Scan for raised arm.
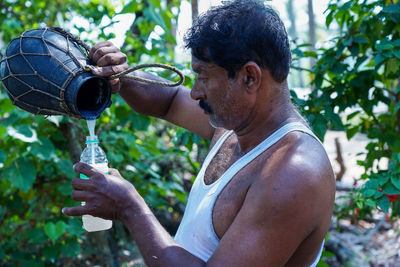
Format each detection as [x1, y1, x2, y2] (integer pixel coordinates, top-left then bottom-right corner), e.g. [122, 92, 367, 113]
[89, 41, 214, 140]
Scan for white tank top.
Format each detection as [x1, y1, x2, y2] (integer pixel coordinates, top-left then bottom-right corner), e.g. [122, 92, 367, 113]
[174, 122, 324, 266]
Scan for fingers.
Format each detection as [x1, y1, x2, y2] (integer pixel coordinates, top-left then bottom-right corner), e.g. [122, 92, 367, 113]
[92, 63, 129, 77]
[97, 51, 127, 67]
[74, 162, 104, 179]
[71, 190, 95, 202]
[89, 41, 127, 69]
[89, 41, 114, 61]
[88, 41, 129, 96]
[62, 206, 88, 217]
[71, 178, 94, 191]
[91, 45, 120, 63]
[109, 168, 122, 177]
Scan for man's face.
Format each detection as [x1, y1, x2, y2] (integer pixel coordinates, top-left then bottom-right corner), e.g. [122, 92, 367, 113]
[190, 56, 252, 130]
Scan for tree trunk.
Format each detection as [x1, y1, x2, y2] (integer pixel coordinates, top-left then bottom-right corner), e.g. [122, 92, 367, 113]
[191, 0, 198, 22]
[334, 137, 346, 182]
[307, 0, 317, 68]
[286, 0, 304, 88]
[287, 0, 297, 39]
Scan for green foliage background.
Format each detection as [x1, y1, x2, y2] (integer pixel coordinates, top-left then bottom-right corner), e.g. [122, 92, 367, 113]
[0, 0, 208, 265]
[292, 0, 400, 222]
[1, 0, 400, 266]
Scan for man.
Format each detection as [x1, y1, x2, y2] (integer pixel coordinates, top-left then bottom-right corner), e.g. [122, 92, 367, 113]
[62, 0, 336, 266]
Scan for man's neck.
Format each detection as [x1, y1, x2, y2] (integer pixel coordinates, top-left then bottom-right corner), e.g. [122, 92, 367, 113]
[233, 87, 303, 155]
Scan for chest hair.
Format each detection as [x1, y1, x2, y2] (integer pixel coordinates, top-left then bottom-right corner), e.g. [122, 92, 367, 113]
[204, 134, 238, 185]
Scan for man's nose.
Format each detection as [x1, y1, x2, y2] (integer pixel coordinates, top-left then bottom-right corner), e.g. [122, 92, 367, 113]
[190, 80, 205, 100]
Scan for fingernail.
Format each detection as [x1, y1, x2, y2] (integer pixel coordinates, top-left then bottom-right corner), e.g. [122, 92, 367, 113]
[93, 66, 101, 73]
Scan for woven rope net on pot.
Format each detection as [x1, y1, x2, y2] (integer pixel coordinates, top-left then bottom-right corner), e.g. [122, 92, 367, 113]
[0, 27, 184, 119]
[0, 27, 94, 118]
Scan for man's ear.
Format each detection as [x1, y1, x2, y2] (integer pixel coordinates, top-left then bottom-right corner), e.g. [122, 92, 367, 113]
[240, 62, 262, 94]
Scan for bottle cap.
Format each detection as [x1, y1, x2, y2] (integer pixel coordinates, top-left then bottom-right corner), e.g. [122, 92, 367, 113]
[86, 135, 99, 144]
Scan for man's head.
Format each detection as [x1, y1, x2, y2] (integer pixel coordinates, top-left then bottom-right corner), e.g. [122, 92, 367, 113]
[184, 0, 291, 83]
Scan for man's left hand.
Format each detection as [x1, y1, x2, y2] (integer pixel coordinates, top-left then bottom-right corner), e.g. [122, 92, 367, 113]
[62, 162, 138, 221]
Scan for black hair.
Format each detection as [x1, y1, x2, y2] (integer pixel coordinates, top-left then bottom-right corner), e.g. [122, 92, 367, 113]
[184, 0, 291, 83]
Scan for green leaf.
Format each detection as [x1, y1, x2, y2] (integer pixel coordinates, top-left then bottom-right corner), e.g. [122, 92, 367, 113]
[57, 182, 72, 196]
[129, 145, 141, 160]
[326, 11, 334, 28]
[394, 102, 400, 114]
[353, 35, 368, 44]
[374, 190, 384, 198]
[108, 150, 124, 163]
[144, 6, 168, 32]
[363, 189, 376, 198]
[322, 250, 335, 258]
[392, 176, 400, 190]
[365, 199, 376, 208]
[42, 244, 61, 260]
[347, 110, 360, 120]
[2, 158, 36, 192]
[382, 4, 400, 14]
[0, 246, 4, 258]
[0, 149, 6, 167]
[330, 113, 344, 130]
[339, 1, 352, 10]
[382, 183, 400, 195]
[0, 125, 6, 138]
[386, 58, 400, 74]
[346, 126, 360, 139]
[365, 178, 380, 189]
[26, 228, 47, 244]
[304, 51, 318, 58]
[130, 113, 151, 131]
[393, 39, 400, 47]
[29, 137, 56, 160]
[44, 221, 66, 242]
[60, 239, 81, 257]
[66, 218, 85, 236]
[375, 53, 385, 66]
[375, 39, 393, 50]
[312, 116, 327, 141]
[149, 0, 160, 8]
[393, 49, 400, 59]
[316, 260, 330, 267]
[377, 173, 390, 186]
[57, 158, 75, 179]
[377, 196, 390, 212]
[120, 1, 140, 14]
[7, 125, 38, 143]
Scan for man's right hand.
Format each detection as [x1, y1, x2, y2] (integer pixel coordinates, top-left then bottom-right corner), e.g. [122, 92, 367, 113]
[89, 41, 129, 94]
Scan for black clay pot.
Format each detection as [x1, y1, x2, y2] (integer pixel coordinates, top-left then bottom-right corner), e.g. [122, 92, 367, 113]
[0, 28, 111, 119]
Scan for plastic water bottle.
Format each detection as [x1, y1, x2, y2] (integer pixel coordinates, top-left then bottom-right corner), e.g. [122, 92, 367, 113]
[80, 135, 112, 232]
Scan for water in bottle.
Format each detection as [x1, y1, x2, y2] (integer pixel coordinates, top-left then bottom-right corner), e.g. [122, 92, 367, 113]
[80, 119, 112, 232]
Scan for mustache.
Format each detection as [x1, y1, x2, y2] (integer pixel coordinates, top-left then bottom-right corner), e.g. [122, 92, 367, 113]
[199, 99, 213, 114]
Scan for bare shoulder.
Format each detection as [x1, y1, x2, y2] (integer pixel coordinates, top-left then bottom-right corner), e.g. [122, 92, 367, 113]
[249, 130, 335, 225]
[208, 131, 335, 266]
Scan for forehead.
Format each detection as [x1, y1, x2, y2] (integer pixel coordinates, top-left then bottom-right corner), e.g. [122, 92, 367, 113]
[191, 56, 217, 73]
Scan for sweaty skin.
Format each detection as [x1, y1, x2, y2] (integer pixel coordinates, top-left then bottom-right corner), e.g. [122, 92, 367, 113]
[63, 41, 335, 267]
